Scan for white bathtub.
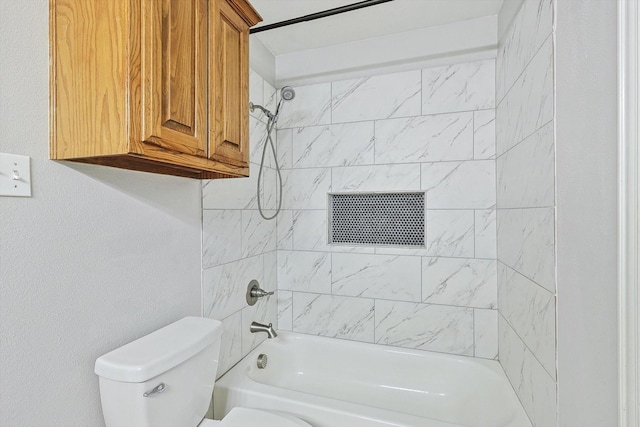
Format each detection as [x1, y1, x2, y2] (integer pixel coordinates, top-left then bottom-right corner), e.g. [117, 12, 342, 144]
[213, 332, 532, 427]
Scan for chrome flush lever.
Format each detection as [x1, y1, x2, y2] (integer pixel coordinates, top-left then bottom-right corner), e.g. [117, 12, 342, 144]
[143, 383, 166, 397]
[246, 280, 274, 306]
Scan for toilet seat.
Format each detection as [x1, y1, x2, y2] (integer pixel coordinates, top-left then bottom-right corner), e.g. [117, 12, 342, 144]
[199, 407, 311, 427]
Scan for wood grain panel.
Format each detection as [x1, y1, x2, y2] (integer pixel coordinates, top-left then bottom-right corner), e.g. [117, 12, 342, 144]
[50, 0, 260, 179]
[164, 0, 194, 130]
[141, 0, 208, 157]
[50, 0, 128, 158]
[136, 142, 249, 176]
[209, 0, 250, 166]
[222, 15, 241, 147]
[70, 155, 247, 179]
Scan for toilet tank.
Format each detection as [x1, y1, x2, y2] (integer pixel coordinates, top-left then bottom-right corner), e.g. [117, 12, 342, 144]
[94, 317, 223, 427]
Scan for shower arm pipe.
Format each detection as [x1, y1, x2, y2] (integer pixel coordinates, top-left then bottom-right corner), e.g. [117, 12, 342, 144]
[249, 0, 395, 34]
[249, 102, 274, 120]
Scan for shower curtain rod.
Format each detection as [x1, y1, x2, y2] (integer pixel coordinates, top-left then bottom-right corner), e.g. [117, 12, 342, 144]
[249, 0, 395, 34]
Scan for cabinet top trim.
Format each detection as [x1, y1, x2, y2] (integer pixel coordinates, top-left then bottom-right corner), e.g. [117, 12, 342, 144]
[226, 0, 262, 27]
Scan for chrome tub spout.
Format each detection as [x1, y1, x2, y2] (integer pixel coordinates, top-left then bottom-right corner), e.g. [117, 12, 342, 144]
[250, 321, 278, 338]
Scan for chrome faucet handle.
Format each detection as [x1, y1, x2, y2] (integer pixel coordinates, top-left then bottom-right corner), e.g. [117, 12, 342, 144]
[251, 288, 274, 298]
[246, 280, 274, 306]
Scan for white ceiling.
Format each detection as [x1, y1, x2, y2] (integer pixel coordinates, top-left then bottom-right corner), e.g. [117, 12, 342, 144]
[249, 0, 504, 56]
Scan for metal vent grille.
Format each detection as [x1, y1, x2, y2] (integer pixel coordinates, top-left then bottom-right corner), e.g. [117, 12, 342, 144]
[329, 192, 425, 247]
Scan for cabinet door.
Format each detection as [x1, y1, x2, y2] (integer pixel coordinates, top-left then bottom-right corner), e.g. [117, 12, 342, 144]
[209, 0, 250, 166]
[140, 0, 208, 157]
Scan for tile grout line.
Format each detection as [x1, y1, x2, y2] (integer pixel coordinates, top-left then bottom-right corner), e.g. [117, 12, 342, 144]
[499, 259, 555, 297]
[279, 108, 495, 130]
[500, 309, 556, 381]
[284, 289, 495, 310]
[497, 32, 554, 108]
[496, 118, 554, 160]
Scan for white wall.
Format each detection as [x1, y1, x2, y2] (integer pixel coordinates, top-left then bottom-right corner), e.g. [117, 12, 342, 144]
[275, 16, 498, 87]
[250, 37, 276, 86]
[0, 2, 202, 426]
[555, 0, 619, 425]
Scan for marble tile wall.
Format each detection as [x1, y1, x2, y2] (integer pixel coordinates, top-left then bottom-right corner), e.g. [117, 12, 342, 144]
[275, 59, 499, 360]
[201, 69, 279, 376]
[496, 1, 557, 426]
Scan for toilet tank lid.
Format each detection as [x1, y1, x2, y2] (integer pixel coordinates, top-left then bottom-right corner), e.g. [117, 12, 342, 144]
[94, 317, 222, 383]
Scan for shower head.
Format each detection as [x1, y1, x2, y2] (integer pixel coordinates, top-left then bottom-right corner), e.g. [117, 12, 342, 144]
[272, 86, 296, 123]
[249, 87, 294, 121]
[280, 86, 296, 101]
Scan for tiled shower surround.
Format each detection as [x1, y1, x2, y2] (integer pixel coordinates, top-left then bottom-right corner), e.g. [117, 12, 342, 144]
[496, 0, 557, 426]
[275, 60, 499, 359]
[202, 59, 500, 374]
[203, 1, 557, 424]
[201, 69, 279, 375]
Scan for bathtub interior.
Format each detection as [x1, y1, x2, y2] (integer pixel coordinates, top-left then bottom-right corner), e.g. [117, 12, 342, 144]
[217, 332, 532, 427]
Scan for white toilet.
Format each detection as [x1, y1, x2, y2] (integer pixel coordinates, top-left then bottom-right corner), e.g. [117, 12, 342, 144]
[94, 317, 310, 427]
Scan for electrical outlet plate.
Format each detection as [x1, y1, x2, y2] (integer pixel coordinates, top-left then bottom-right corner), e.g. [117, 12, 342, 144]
[0, 153, 31, 197]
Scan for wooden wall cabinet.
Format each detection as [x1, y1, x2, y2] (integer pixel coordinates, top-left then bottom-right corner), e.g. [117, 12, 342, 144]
[50, 0, 261, 179]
